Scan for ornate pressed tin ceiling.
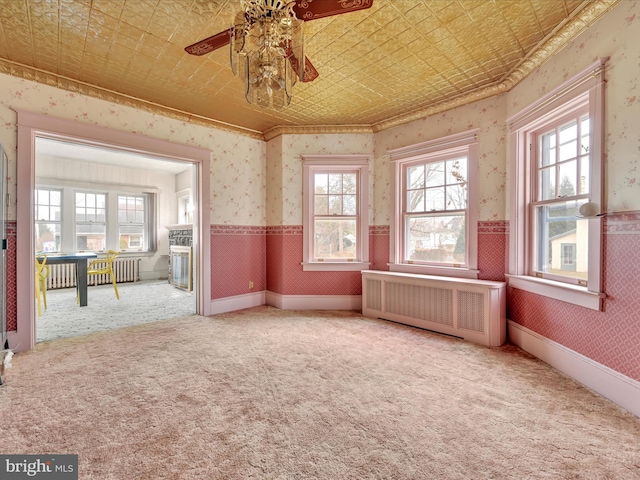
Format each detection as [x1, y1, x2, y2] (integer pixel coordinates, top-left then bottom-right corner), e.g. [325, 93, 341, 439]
[0, 0, 620, 139]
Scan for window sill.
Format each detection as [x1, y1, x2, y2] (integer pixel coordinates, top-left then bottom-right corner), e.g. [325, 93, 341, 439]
[388, 263, 479, 279]
[506, 274, 605, 311]
[302, 262, 370, 272]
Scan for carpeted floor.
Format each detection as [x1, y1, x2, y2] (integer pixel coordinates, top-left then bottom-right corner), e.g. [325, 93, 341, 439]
[2, 306, 639, 479]
[36, 280, 195, 343]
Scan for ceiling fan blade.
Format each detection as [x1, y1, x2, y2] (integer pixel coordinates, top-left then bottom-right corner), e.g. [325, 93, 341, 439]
[301, 57, 319, 82]
[185, 28, 232, 56]
[293, 0, 373, 21]
[285, 45, 320, 83]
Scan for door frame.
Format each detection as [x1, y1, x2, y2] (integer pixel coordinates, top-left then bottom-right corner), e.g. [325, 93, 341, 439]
[12, 110, 211, 352]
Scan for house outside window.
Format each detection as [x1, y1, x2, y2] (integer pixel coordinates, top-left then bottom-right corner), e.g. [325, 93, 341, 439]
[35, 188, 62, 252]
[507, 58, 606, 310]
[388, 129, 479, 279]
[302, 155, 370, 272]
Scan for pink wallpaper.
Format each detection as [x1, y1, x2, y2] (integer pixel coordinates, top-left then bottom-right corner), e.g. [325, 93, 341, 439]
[263, 222, 508, 296]
[5, 221, 16, 332]
[369, 225, 390, 272]
[477, 221, 508, 282]
[266, 226, 362, 296]
[508, 212, 640, 381]
[210, 225, 266, 300]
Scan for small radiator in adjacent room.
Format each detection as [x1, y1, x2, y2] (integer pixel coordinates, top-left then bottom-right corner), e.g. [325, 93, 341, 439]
[46, 257, 140, 289]
[361, 270, 506, 347]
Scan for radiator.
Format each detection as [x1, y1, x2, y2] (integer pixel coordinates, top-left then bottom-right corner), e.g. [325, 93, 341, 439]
[46, 257, 140, 289]
[361, 270, 506, 347]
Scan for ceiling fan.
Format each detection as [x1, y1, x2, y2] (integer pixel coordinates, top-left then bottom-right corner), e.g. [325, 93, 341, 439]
[185, 0, 374, 108]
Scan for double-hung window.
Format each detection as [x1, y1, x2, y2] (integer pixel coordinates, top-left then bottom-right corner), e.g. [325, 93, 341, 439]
[75, 191, 106, 251]
[508, 58, 606, 310]
[531, 111, 590, 283]
[302, 155, 370, 271]
[35, 188, 62, 252]
[118, 195, 147, 251]
[389, 130, 479, 278]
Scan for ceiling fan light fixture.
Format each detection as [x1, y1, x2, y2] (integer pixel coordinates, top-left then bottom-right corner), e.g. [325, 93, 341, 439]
[231, 0, 304, 109]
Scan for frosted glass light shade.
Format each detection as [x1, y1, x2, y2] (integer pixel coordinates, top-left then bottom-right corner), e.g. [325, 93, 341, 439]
[579, 202, 600, 217]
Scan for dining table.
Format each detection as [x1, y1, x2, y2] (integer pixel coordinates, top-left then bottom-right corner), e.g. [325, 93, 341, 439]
[43, 252, 98, 306]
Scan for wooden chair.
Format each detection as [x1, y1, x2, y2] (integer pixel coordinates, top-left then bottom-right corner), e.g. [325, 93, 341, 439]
[86, 250, 120, 300]
[35, 254, 49, 316]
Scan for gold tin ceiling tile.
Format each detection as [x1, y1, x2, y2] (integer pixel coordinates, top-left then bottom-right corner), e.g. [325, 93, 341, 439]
[93, 0, 126, 18]
[0, 0, 622, 136]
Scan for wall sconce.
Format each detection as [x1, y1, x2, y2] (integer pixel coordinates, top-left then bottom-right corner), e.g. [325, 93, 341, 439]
[577, 202, 605, 218]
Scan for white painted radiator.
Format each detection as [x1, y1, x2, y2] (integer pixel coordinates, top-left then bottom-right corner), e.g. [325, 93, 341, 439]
[361, 270, 506, 347]
[46, 257, 140, 289]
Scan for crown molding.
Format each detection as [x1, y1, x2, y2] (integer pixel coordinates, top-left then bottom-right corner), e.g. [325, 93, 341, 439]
[371, 0, 620, 133]
[263, 124, 374, 141]
[0, 59, 265, 141]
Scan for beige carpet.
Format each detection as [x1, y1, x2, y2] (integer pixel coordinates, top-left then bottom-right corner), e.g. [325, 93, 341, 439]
[1, 307, 639, 479]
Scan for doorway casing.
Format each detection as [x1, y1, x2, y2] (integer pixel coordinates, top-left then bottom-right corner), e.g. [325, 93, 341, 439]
[12, 109, 211, 352]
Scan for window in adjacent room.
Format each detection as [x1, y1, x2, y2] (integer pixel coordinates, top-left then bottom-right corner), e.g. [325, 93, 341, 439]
[118, 195, 147, 251]
[35, 188, 62, 252]
[302, 155, 370, 272]
[75, 191, 106, 251]
[38, 186, 157, 254]
[507, 58, 606, 310]
[388, 130, 479, 279]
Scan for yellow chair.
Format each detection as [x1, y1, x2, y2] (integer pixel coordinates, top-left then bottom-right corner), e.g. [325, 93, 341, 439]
[35, 254, 49, 316]
[86, 250, 120, 300]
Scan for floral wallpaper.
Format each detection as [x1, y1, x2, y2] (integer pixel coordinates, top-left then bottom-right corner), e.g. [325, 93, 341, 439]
[373, 95, 508, 226]
[0, 73, 266, 226]
[266, 135, 284, 227]
[507, 0, 640, 213]
[276, 133, 375, 226]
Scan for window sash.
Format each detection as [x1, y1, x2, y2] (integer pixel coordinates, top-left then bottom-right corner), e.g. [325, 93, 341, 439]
[35, 188, 62, 252]
[312, 170, 360, 262]
[400, 156, 469, 268]
[403, 210, 467, 266]
[313, 216, 358, 261]
[118, 194, 147, 251]
[75, 192, 106, 252]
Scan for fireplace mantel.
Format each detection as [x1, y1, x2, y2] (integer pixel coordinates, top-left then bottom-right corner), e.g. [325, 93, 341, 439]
[165, 224, 193, 231]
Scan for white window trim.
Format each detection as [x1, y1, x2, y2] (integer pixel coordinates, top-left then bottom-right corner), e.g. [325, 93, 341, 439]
[388, 129, 480, 279]
[507, 58, 607, 311]
[302, 154, 370, 272]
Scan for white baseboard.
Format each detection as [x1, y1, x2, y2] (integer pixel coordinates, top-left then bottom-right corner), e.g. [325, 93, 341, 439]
[138, 272, 167, 282]
[508, 320, 640, 418]
[266, 291, 362, 310]
[209, 291, 266, 315]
